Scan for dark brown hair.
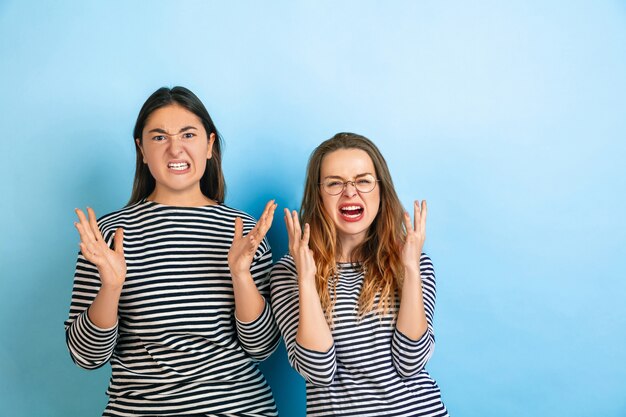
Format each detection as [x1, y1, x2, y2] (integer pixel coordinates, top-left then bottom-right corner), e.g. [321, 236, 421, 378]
[128, 86, 225, 205]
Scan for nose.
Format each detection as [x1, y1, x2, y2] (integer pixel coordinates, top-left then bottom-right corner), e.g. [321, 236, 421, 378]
[342, 181, 358, 197]
[167, 136, 183, 156]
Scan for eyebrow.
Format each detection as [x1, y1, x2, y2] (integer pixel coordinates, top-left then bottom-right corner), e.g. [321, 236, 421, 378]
[147, 126, 199, 134]
[323, 173, 374, 180]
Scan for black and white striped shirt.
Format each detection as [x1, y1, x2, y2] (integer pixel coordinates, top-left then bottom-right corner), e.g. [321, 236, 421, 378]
[270, 254, 448, 417]
[65, 200, 280, 416]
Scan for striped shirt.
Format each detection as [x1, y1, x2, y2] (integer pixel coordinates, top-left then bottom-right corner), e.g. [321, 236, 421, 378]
[270, 254, 448, 417]
[65, 200, 280, 416]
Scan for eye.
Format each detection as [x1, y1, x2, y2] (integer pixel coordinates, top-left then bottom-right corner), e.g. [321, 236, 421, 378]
[327, 180, 343, 187]
[357, 178, 374, 185]
[152, 135, 167, 142]
[182, 132, 195, 139]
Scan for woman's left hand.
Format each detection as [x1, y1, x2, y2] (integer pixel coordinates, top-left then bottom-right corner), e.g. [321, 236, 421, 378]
[228, 200, 277, 279]
[401, 200, 427, 272]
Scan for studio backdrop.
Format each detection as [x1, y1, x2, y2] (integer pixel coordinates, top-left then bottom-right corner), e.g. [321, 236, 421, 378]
[1, 1, 625, 416]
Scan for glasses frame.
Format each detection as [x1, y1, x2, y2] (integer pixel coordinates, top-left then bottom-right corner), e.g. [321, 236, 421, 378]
[319, 174, 380, 196]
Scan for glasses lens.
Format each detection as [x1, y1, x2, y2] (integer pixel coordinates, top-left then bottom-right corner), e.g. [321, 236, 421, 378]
[355, 175, 376, 193]
[325, 180, 344, 195]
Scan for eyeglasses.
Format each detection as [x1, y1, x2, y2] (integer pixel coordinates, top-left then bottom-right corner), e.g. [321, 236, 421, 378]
[319, 174, 379, 195]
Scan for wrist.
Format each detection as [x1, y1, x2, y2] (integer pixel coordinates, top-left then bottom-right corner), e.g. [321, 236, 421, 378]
[231, 271, 253, 284]
[99, 282, 124, 295]
[403, 266, 421, 280]
[299, 276, 318, 293]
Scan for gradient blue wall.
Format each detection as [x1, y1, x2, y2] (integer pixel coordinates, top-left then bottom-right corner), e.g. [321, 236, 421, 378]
[1, 1, 625, 416]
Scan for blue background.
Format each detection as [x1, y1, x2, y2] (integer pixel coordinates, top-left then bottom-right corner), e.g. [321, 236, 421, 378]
[1, 1, 625, 416]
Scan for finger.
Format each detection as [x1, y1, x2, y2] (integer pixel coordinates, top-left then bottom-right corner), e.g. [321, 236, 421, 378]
[283, 208, 294, 240]
[302, 223, 311, 246]
[247, 222, 261, 246]
[234, 217, 243, 240]
[421, 200, 427, 230]
[87, 207, 104, 241]
[403, 211, 412, 233]
[264, 201, 277, 230]
[74, 219, 93, 245]
[246, 223, 266, 254]
[113, 228, 124, 255]
[292, 210, 302, 239]
[256, 200, 276, 238]
[75, 208, 96, 242]
[413, 200, 421, 231]
[79, 242, 99, 264]
[261, 199, 276, 219]
[79, 242, 90, 258]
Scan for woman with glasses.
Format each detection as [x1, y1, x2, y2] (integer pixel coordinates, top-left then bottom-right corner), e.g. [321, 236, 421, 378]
[65, 86, 280, 416]
[270, 132, 448, 416]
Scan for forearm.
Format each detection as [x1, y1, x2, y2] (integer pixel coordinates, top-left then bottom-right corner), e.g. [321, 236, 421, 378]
[88, 284, 122, 329]
[392, 257, 438, 377]
[235, 297, 280, 360]
[66, 278, 119, 369]
[296, 281, 333, 352]
[232, 271, 266, 322]
[396, 266, 428, 341]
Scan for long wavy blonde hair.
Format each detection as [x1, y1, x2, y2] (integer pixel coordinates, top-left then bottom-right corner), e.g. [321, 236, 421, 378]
[300, 132, 407, 323]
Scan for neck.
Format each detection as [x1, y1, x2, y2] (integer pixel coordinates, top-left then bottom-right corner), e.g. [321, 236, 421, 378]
[337, 234, 365, 263]
[148, 188, 215, 207]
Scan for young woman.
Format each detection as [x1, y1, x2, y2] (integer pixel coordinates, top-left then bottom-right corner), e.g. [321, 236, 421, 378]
[65, 86, 280, 416]
[270, 133, 448, 416]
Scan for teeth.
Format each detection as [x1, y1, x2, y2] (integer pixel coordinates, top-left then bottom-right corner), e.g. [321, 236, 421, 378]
[340, 206, 363, 218]
[168, 162, 189, 170]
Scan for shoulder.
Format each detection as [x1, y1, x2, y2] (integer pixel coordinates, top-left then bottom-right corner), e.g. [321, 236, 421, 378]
[420, 253, 434, 268]
[216, 204, 256, 221]
[270, 254, 297, 278]
[419, 253, 435, 279]
[96, 201, 147, 234]
[211, 204, 257, 225]
[215, 204, 272, 254]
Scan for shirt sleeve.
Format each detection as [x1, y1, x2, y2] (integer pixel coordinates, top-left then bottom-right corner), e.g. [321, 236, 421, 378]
[235, 239, 280, 361]
[391, 253, 437, 378]
[64, 252, 118, 369]
[270, 256, 337, 386]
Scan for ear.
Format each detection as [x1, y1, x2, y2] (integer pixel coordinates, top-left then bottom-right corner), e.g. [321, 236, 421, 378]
[206, 133, 216, 160]
[136, 138, 147, 163]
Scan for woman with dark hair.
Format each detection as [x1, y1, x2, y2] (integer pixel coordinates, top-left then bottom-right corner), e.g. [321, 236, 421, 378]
[270, 133, 448, 416]
[65, 86, 280, 416]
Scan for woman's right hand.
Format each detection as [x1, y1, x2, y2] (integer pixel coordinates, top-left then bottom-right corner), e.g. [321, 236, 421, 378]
[284, 209, 317, 286]
[74, 207, 127, 290]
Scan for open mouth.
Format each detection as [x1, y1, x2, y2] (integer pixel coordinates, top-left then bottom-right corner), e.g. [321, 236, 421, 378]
[168, 162, 190, 171]
[339, 205, 364, 220]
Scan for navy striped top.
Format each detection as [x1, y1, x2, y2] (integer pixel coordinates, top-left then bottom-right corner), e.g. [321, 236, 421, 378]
[270, 254, 448, 417]
[65, 200, 280, 416]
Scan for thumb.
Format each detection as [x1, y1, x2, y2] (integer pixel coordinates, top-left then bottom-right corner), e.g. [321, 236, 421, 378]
[234, 217, 243, 239]
[113, 228, 124, 255]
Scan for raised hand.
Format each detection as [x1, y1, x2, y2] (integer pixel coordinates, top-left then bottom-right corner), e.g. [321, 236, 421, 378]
[286, 208, 333, 351]
[401, 200, 427, 272]
[284, 208, 317, 286]
[228, 200, 277, 279]
[74, 207, 126, 290]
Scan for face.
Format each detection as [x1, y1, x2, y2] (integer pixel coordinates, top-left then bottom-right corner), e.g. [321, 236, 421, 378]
[137, 104, 215, 205]
[320, 148, 381, 248]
